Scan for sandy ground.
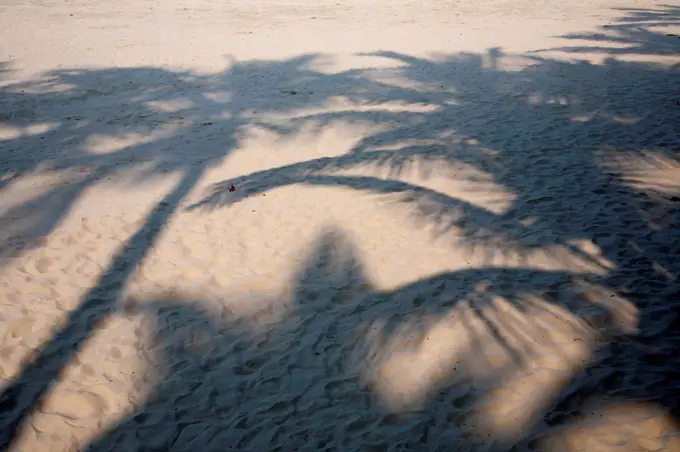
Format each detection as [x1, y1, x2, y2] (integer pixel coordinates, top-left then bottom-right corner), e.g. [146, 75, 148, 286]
[1, 0, 680, 450]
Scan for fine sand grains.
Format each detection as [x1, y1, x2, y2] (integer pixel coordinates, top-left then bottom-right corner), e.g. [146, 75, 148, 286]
[1, 0, 679, 450]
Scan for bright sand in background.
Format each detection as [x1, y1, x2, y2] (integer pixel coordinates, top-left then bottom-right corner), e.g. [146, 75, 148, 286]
[1, 0, 680, 450]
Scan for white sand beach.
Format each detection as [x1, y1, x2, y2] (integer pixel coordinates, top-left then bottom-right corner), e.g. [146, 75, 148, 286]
[1, 0, 679, 450]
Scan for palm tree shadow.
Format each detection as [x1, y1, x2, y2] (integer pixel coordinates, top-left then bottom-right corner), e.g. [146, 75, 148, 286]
[0, 166, 202, 450]
[83, 228, 381, 451]
[186, 5, 680, 447]
[2, 6, 679, 450]
[0, 55, 369, 450]
[0, 54, 352, 267]
[80, 227, 631, 451]
[540, 4, 680, 58]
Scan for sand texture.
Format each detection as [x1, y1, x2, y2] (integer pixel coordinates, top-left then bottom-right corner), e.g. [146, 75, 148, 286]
[1, 0, 680, 450]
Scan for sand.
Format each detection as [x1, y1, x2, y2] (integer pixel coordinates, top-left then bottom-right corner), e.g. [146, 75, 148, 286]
[1, 0, 679, 450]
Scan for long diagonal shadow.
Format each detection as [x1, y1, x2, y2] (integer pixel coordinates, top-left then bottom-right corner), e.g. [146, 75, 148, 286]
[0, 53, 380, 450]
[0, 166, 204, 450]
[1, 6, 678, 448]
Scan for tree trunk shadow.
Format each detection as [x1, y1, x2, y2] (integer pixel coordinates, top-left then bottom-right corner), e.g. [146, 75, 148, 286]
[0, 166, 204, 451]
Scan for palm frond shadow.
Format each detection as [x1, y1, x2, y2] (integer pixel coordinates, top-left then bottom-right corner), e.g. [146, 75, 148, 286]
[536, 4, 680, 57]
[0, 54, 375, 449]
[187, 5, 680, 445]
[2, 5, 679, 450]
[0, 54, 364, 266]
[83, 227, 627, 451]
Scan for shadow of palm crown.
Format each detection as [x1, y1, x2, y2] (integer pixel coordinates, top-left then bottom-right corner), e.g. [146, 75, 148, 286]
[0, 4, 679, 451]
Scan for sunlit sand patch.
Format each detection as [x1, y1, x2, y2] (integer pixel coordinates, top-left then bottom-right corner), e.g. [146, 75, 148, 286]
[365, 296, 566, 412]
[598, 148, 680, 236]
[600, 148, 680, 199]
[9, 309, 153, 451]
[264, 95, 440, 127]
[473, 306, 599, 444]
[0, 122, 60, 141]
[365, 283, 639, 443]
[569, 112, 597, 122]
[539, 400, 680, 451]
[128, 268, 296, 336]
[527, 92, 571, 106]
[364, 312, 474, 412]
[202, 90, 232, 103]
[83, 123, 184, 155]
[145, 98, 195, 113]
[236, 119, 389, 166]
